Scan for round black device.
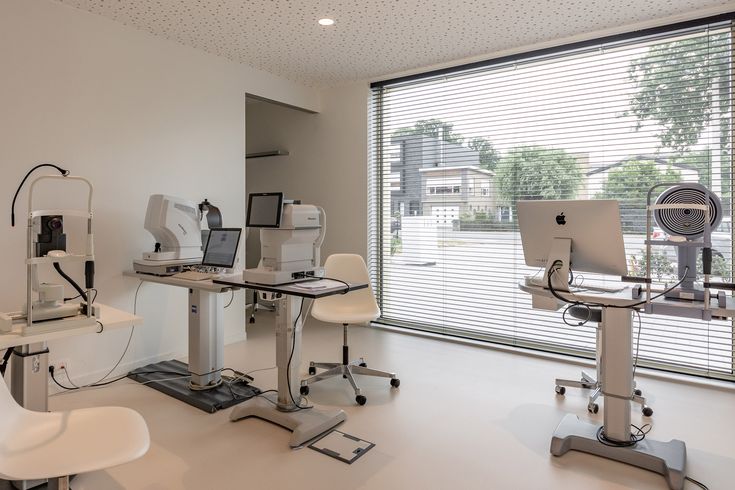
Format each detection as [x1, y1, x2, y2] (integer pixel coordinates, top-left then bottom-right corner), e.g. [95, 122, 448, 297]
[654, 185, 722, 239]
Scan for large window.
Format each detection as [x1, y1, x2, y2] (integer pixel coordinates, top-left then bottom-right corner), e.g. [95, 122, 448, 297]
[368, 17, 735, 379]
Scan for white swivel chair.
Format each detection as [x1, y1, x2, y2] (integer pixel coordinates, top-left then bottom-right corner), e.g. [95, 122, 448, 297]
[0, 378, 150, 489]
[299, 254, 400, 405]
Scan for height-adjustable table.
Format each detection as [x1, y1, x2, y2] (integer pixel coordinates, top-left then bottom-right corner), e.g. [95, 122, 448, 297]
[520, 281, 735, 490]
[214, 275, 367, 447]
[123, 271, 257, 413]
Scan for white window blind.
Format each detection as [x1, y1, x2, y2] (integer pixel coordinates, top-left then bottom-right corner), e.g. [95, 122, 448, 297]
[368, 17, 735, 379]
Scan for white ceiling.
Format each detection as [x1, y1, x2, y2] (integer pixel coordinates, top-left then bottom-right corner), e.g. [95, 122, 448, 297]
[58, 0, 734, 88]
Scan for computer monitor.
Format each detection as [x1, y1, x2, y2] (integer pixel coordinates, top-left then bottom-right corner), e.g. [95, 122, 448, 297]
[201, 228, 242, 268]
[247, 192, 284, 228]
[517, 200, 627, 289]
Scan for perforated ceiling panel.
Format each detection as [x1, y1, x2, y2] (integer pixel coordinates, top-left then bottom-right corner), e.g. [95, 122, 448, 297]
[57, 0, 733, 87]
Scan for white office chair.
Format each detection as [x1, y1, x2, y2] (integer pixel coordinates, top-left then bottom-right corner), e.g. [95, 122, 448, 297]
[0, 377, 150, 489]
[299, 254, 400, 405]
[555, 305, 653, 416]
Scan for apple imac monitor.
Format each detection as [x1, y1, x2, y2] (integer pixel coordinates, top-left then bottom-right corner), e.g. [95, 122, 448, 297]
[201, 228, 242, 268]
[517, 200, 627, 290]
[247, 192, 284, 228]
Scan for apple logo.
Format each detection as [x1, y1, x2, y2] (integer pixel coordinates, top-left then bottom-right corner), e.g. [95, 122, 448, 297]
[555, 212, 566, 225]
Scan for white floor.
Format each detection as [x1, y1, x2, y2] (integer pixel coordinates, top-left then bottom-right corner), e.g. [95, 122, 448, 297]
[44, 313, 735, 490]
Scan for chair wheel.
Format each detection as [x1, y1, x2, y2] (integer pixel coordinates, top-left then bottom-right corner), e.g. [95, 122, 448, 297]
[300, 385, 309, 396]
[555, 386, 566, 395]
[249, 317, 255, 324]
[359, 362, 367, 367]
[643, 406, 653, 417]
[308, 366, 316, 375]
[588, 403, 599, 414]
[356, 395, 367, 405]
[390, 378, 400, 388]
[634, 389, 642, 396]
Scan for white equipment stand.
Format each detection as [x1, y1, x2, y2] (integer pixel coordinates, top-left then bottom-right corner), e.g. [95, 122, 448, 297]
[122, 272, 253, 413]
[214, 276, 367, 447]
[520, 282, 735, 490]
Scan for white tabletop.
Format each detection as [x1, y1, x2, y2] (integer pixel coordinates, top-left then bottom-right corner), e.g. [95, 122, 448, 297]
[0, 303, 142, 350]
[214, 275, 367, 299]
[123, 270, 238, 293]
[519, 281, 735, 319]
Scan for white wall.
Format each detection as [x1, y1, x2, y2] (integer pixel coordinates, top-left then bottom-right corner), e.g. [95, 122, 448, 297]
[0, 0, 320, 386]
[246, 83, 370, 265]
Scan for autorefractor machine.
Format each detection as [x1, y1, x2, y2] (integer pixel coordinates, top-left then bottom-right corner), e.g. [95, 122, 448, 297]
[243, 192, 326, 286]
[133, 194, 223, 276]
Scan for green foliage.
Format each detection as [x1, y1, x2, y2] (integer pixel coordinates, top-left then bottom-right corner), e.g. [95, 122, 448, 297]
[390, 235, 402, 255]
[672, 150, 711, 187]
[467, 136, 500, 171]
[596, 159, 680, 233]
[494, 146, 582, 205]
[393, 119, 465, 144]
[629, 249, 674, 280]
[697, 253, 732, 281]
[627, 33, 730, 155]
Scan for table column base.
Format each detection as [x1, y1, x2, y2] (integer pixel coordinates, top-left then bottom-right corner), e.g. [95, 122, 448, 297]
[550, 414, 686, 490]
[230, 393, 346, 448]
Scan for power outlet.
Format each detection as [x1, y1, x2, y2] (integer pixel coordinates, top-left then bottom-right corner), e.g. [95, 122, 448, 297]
[51, 359, 70, 372]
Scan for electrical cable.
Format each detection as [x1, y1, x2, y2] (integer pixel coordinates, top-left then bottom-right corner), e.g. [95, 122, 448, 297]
[547, 264, 689, 310]
[632, 309, 643, 380]
[286, 297, 313, 410]
[53, 262, 88, 303]
[224, 289, 235, 308]
[66, 288, 97, 304]
[561, 303, 591, 327]
[684, 476, 710, 490]
[227, 366, 276, 387]
[595, 423, 651, 447]
[56, 281, 143, 390]
[0, 348, 13, 376]
[10, 163, 69, 227]
[319, 276, 351, 294]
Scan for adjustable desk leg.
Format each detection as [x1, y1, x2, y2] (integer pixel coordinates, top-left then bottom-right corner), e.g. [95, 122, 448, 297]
[550, 307, 686, 489]
[230, 293, 346, 447]
[188, 289, 224, 388]
[601, 307, 632, 442]
[276, 295, 303, 407]
[9, 343, 49, 489]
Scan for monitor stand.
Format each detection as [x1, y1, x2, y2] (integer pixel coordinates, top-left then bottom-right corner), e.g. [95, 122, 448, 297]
[544, 237, 571, 292]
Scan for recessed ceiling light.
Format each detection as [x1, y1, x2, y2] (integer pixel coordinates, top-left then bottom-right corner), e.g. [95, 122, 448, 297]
[318, 18, 335, 26]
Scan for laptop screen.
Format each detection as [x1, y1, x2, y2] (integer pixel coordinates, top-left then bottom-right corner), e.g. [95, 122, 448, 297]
[202, 228, 242, 268]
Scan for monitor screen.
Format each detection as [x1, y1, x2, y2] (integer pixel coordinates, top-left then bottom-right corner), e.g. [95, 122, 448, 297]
[201, 228, 242, 268]
[247, 192, 284, 228]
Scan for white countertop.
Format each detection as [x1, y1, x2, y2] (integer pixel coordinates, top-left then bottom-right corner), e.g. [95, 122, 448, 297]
[0, 303, 142, 350]
[519, 280, 735, 319]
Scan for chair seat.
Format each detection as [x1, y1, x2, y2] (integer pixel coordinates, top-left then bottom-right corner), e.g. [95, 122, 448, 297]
[0, 406, 150, 481]
[311, 301, 379, 324]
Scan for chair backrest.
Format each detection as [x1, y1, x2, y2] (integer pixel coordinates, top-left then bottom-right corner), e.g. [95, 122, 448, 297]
[0, 376, 24, 437]
[311, 254, 380, 324]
